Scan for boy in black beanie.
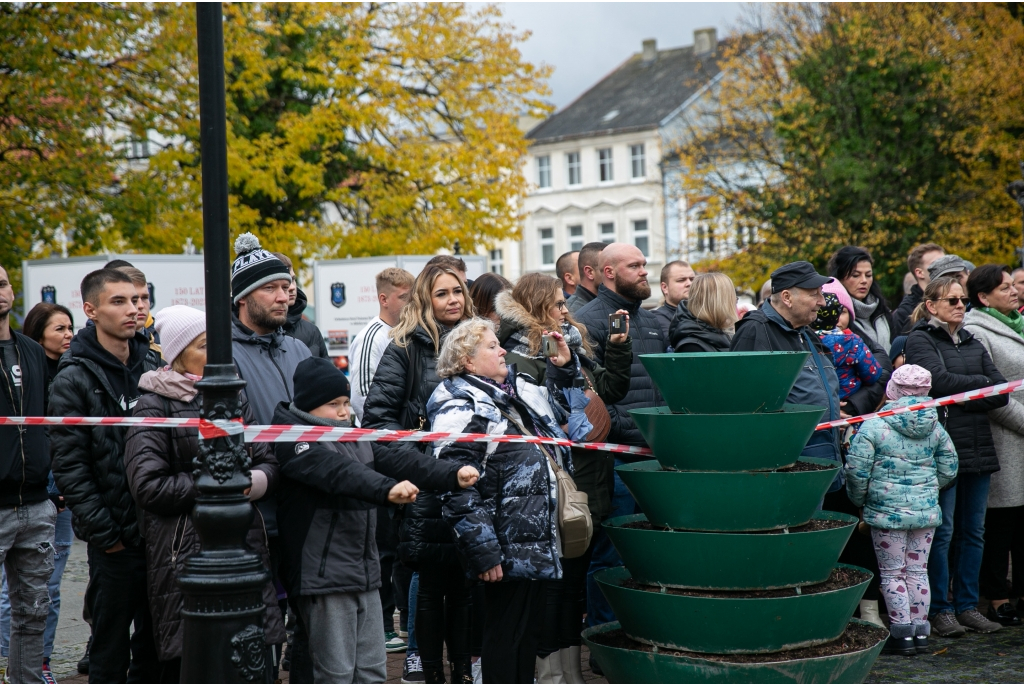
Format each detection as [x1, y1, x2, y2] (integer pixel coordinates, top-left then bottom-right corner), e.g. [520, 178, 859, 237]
[273, 357, 478, 683]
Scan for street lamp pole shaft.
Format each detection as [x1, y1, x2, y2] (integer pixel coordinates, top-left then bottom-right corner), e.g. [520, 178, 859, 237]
[180, 4, 270, 682]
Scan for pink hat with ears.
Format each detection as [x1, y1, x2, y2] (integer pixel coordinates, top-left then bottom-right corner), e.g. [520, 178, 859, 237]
[821, 280, 855, 323]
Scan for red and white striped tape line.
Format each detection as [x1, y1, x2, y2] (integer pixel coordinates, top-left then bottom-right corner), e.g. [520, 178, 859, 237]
[0, 415, 653, 456]
[815, 379, 1024, 431]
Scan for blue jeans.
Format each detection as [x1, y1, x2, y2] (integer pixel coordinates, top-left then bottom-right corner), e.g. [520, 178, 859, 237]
[929, 474, 990, 616]
[585, 461, 636, 627]
[0, 507, 72, 660]
[407, 572, 419, 654]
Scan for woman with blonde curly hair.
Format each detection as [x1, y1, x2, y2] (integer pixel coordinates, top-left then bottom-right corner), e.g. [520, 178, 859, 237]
[493, 272, 631, 682]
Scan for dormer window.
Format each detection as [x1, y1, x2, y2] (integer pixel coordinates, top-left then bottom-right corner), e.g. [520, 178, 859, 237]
[602, 109, 619, 122]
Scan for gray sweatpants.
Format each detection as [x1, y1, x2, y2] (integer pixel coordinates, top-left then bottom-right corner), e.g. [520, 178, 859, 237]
[297, 590, 388, 684]
[0, 500, 55, 684]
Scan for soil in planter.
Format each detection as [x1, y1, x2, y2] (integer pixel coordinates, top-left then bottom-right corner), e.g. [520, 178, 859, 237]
[620, 517, 851, 535]
[773, 461, 835, 473]
[617, 566, 870, 599]
[590, 622, 888, 663]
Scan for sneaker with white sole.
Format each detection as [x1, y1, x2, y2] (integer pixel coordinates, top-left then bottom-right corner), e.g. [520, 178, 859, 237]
[402, 653, 424, 683]
[41, 661, 57, 685]
[386, 631, 408, 653]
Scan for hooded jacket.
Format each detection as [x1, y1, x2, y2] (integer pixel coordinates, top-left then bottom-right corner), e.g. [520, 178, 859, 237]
[845, 396, 958, 530]
[49, 327, 161, 549]
[731, 301, 843, 466]
[284, 288, 329, 359]
[963, 308, 1024, 506]
[669, 302, 732, 353]
[124, 370, 284, 661]
[0, 331, 50, 507]
[431, 372, 564, 581]
[574, 285, 666, 449]
[905, 319, 1008, 474]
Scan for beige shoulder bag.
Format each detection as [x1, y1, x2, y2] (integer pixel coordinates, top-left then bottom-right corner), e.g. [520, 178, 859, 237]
[498, 407, 593, 558]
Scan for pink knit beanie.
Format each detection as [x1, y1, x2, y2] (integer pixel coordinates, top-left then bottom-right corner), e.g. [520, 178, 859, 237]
[154, 306, 207, 367]
[886, 364, 932, 401]
[821, 281, 856, 323]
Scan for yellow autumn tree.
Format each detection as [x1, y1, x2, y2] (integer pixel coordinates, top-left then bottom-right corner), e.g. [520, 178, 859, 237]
[115, 2, 551, 269]
[673, 4, 1024, 298]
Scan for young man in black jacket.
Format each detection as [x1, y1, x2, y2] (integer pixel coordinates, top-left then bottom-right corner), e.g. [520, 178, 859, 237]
[0, 265, 56, 684]
[49, 269, 161, 682]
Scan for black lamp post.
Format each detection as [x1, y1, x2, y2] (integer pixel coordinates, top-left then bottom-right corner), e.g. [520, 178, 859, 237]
[179, 4, 269, 682]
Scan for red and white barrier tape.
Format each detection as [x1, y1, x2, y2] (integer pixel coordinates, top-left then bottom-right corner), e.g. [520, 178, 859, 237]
[0, 415, 653, 456]
[815, 379, 1024, 431]
[6, 377, 1018, 456]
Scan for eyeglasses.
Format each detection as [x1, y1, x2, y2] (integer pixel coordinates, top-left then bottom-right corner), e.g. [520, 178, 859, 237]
[554, 300, 568, 311]
[929, 297, 969, 307]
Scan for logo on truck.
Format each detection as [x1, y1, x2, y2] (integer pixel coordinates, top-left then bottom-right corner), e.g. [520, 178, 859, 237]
[331, 282, 346, 308]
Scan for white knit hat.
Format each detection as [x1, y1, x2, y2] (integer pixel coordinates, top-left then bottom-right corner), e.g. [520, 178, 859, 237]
[154, 306, 207, 367]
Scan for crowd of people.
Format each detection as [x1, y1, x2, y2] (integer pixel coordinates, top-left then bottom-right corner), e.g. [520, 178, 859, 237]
[1, 233, 1024, 682]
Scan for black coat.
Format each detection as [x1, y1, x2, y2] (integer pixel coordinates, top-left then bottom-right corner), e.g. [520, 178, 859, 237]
[361, 325, 465, 570]
[669, 302, 732, 353]
[891, 285, 924, 338]
[0, 332, 50, 507]
[124, 387, 283, 661]
[49, 331, 160, 550]
[574, 285, 666, 449]
[284, 289, 329, 359]
[905, 320, 1008, 474]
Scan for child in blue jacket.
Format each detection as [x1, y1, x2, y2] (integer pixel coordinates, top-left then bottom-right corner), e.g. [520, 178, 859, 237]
[846, 365, 958, 657]
[814, 292, 884, 399]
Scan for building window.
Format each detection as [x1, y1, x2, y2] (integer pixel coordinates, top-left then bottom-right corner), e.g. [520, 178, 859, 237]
[540, 228, 555, 266]
[599, 222, 615, 243]
[537, 155, 551, 189]
[697, 224, 705, 252]
[598, 148, 613, 182]
[630, 144, 645, 179]
[566, 152, 581, 186]
[128, 138, 150, 160]
[489, 249, 504, 276]
[632, 219, 650, 256]
[568, 225, 583, 252]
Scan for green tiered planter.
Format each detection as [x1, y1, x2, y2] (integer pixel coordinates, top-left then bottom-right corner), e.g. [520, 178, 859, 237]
[629, 405, 826, 471]
[583, 620, 886, 684]
[595, 564, 870, 654]
[603, 511, 857, 590]
[616, 458, 840, 531]
[639, 352, 808, 414]
[594, 352, 884, 683]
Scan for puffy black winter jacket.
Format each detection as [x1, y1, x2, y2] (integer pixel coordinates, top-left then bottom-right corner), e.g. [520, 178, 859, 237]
[49, 332, 160, 550]
[669, 302, 732, 353]
[284, 289, 328, 359]
[905, 320, 1008, 474]
[574, 285, 666, 449]
[0, 332, 50, 507]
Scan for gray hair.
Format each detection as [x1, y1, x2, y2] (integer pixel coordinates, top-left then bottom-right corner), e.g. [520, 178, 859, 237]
[436, 317, 497, 378]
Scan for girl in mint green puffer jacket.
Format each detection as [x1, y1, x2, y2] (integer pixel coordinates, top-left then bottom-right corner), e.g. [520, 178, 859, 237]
[845, 364, 958, 653]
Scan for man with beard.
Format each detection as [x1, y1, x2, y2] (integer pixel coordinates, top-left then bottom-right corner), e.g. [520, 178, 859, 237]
[230, 234, 312, 679]
[573, 243, 666, 661]
[49, 268, 162, 682]
[0, 265, 57, 684]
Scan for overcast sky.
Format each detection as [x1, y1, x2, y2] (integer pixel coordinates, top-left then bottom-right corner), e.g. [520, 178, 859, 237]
[494, 2, 746, 109]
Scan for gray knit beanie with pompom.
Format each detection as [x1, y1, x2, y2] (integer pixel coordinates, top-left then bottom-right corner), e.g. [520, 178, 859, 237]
[230, 232, 291, 304]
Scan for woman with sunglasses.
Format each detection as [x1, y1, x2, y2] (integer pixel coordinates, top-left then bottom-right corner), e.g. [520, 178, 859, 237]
[905, 276, 1009, 638]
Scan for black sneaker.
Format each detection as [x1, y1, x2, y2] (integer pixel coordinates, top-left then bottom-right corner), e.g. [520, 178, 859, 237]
[882, 635, 916, 656]
[78, 635, 92, 675]
[913, 635, 929, 654]
[402, 653, 425, 684]
[988, 602, 1022, 627]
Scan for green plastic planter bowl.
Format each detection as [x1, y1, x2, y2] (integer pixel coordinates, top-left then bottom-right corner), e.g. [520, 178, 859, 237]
[629, 404, 825, 472]
[640, 352, 808, 414]
[582, 620, 886, 684]
[594, 564, 871, 654]
[604, 511, 857, 590]
[616, 458, 839, 531]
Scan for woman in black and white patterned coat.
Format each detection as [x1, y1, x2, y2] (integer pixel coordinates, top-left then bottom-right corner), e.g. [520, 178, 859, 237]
[430, 317, 575, 684]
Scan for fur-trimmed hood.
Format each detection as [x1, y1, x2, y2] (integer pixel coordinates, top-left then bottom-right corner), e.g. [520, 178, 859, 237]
[494, 290, 541, 345]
